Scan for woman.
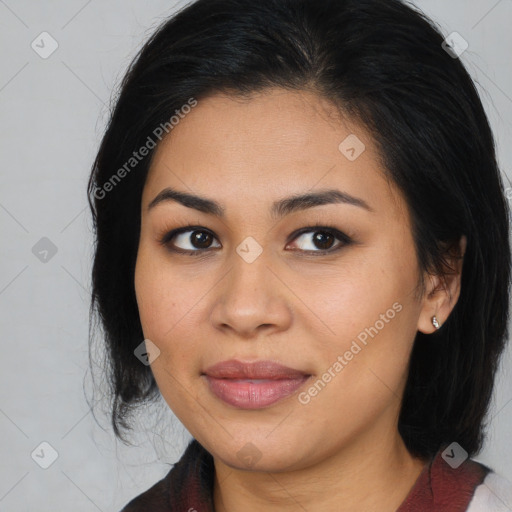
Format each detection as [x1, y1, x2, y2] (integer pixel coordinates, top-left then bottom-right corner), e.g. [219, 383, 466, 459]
[87, 0, 512, 510]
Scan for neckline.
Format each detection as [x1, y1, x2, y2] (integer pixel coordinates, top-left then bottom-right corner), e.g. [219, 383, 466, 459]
[170, 441, 490, 512]
[395, 452, 434, 510]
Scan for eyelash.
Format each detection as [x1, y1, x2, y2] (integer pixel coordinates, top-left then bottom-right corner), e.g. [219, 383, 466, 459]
[158, 223, 354, 257]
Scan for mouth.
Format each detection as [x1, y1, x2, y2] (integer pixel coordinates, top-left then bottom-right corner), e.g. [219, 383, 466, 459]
[202, 359, 312, 409]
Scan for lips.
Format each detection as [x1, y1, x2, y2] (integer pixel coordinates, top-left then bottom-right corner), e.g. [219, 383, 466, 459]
[202, 359, 311, 409]
[204, 359, 309, 379]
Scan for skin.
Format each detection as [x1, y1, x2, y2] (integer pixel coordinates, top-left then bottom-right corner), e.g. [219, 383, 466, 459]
[134, 87, 466, 512]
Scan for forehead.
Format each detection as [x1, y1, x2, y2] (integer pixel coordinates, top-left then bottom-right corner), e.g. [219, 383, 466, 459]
[143, 88, 407, 224]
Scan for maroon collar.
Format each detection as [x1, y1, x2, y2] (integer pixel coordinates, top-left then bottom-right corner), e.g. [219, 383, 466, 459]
[397, 445, 490, 511]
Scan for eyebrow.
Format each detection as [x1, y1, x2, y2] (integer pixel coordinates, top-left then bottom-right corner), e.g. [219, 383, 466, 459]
[147, 187, 374, 219]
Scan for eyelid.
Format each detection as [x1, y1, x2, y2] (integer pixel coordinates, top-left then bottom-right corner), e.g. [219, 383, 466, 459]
[158, 223, 354, 256]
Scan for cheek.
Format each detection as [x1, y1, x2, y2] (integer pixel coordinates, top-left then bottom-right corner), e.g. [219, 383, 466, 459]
[301, 255, 406, 337]
[134, 246, 178, 338]
[134, 255, 201, 403]
[134, 249, 222, 390]
[305, 247, 418, 383]
[302, 298, 414, 436]
[134, 258, 159, 336]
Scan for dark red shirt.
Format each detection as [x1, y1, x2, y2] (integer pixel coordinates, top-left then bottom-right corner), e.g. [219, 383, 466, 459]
[120, 440, 492, 511]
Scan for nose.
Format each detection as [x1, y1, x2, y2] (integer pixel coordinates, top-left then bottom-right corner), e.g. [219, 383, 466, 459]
[209, 248, 293, 339]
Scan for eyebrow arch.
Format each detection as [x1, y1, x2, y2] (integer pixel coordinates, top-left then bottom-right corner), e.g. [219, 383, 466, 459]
[147, 187, 374, 219]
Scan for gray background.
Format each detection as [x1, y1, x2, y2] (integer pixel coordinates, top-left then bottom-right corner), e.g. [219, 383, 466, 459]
[1, 0, 511, 510]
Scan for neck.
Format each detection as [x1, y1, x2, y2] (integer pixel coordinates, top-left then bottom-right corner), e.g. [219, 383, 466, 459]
[213, 432, 428, 512]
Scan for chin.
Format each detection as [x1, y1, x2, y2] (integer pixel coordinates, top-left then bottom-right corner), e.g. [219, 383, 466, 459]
[207, 435, 312, 473]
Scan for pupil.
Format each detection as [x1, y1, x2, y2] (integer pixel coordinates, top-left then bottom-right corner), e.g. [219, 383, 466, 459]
[192, 231, 211, 248]
[314, 231, 333, 250]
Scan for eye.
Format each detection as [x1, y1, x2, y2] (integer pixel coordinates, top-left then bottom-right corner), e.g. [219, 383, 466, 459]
[159, 224, 353, 256]
[159, 226, 221, 254]
[287, 226, 351, 253]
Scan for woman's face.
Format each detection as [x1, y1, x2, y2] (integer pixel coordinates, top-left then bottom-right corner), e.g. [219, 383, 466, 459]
[134, 87, 439, 471]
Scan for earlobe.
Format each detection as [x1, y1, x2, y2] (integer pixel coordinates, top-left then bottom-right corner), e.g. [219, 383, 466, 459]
[417, 235, 466, 335]
[417, 273, 444, 334]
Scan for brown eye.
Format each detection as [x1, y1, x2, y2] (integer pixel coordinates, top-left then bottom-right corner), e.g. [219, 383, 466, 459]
[190, 230, 215, 249]
[164, 228, 221, 252]
[312, 231, 336, 250]
[160, 224, 352, 256]
[288, 228, 350, 253]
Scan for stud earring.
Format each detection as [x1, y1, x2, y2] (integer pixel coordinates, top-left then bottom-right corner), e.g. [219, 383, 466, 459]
[432, 316, 441, 329]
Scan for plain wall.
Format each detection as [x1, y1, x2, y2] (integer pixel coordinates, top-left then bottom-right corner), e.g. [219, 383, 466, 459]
[0, 0, 511, 510]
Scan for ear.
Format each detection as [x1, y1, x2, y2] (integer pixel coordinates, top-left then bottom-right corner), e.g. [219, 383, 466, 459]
[417, 235, 467, 334]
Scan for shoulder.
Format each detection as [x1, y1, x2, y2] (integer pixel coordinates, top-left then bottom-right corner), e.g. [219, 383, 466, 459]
[119, 469, 172, 512]
[467, 470, 512, 512]
[119, 439, 214, 512]
[398, 445, 503, 512]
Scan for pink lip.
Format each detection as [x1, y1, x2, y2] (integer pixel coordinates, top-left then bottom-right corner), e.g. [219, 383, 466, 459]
[203, 360, 311, 409]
